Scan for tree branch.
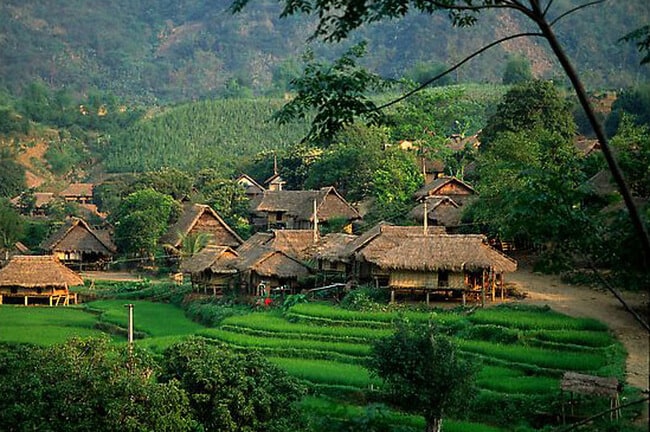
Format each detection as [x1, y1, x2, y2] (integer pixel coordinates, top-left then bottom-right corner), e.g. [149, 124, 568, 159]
[548, 0, 608, 27]
[374, 31, 543, 112]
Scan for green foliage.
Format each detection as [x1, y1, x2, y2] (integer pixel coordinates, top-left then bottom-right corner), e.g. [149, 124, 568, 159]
[274, 43, 389, 145]
[403, 61, 454, 87]
[606, 84, 650, 135]
[112, 188, 180, 256]
[621, 24, 650, 65]
[479, 80, 576, 148]
[160, 337, 306, 432]
[103, 98, 309, 174]
[0, 143, 26, 198]
[0, 337, 196, 432]
[368, 322, 477, 430]
[0, 198, 23, 253]
[502, 54, 533, 85]
[341, 286, 390, 311]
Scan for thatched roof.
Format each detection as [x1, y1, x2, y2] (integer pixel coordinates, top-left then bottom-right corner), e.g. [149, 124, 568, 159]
[575, 137, 601, 157]
[41, 218, 116, 254]
[236, 174, 265, 196]
[235, 246, 312, 279]
[180, 245, 239, 275]
[336, 222, 446, 263]
[409, 196, 463, 226]
[303, 233, 358, 261]
[372, 234, 517, 273]
[255, 187, 360, 222]
[237, 230, 316, 260]
[60, 183, 94, 199]
[0, 255, 84, 288]
[414, 176, 477, 200]
[161, 203, 243, 248]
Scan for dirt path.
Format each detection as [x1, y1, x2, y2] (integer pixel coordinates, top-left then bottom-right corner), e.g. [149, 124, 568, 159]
[506, 268, 649, 391]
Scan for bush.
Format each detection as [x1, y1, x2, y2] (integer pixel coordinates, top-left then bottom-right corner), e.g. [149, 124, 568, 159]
[341, 286, 390, 311]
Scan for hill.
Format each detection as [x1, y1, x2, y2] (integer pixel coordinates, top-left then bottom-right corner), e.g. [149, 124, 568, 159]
[0, 0, 648, 102]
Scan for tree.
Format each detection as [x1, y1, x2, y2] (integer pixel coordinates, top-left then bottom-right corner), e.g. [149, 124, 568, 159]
[0, 144, 26, 198]
[0, 338, 196, 432]
[502, 54, 533, 84]
[160, 338, 306, 432]
[112, 188, 180, 258]
[368, 322, 476, 432]
[0, 199, 23, 260]
[479, 79, 575, 147]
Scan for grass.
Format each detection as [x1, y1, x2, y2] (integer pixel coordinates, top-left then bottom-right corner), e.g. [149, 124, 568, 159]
[0, 306, 108, 345]
[199, 328, 371, 358]
[84, 300, 205, 337]
[221, 312, 393, 342]
[269, 357, 381, 388]
[458, 339, 609, 372]
[468, 307, 608, 331]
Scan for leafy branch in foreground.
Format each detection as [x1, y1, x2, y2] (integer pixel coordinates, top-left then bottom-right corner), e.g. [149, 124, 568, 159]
[275, 42, 390, 145]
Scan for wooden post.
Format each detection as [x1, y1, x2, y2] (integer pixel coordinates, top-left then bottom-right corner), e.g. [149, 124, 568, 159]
[426, 291, 430, 306]
[480, 270, 486, 307]
[0, 294, 3, 305]
[491, 268, 496, 302]
[390, 289, 395, 304]
[24, 296, 28, 306]
[423, 199, 428, 235]
[462, 291, 466, 306]
[501, 274, 505, 301]
[49, 296, 53, 307]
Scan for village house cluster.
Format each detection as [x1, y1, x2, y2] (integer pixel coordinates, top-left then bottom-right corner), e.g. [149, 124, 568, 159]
[0, 154, 521, 307]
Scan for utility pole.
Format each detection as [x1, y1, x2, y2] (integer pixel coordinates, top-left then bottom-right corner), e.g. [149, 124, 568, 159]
[125, 303, 134, 351]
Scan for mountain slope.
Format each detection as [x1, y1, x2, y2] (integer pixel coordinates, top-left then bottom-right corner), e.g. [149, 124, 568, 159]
[1, 1, 648, 102]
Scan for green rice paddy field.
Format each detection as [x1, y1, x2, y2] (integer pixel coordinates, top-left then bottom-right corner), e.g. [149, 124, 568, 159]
[0, 300, 628, 431]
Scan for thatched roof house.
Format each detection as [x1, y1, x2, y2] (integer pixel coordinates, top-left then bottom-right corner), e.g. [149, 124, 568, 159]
[236, 174, 265, 199]
[413, 176, 477, 205]
[409, 196, 463, 228]
[0, 255, 83, 305]
[180, 245, 239, 295]
[161, 203, 243, 251]
[40, 218, 116, 270]
[235, 246, 312, 295]
[60, 183, 94, 204]
[368, 234, 517, 303]
[254, 186, 361, 231]
[304, 233, 358, 274]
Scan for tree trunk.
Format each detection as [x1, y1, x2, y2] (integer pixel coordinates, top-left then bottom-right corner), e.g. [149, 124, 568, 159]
[426, 417, 442, 432]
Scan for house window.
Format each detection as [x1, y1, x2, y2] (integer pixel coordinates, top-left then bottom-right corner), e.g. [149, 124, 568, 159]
[275, 212, 283, 222]
[438, 270, 449, 288]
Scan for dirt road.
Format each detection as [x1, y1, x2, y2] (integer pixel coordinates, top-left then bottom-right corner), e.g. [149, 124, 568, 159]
[507, 268, 649, 391]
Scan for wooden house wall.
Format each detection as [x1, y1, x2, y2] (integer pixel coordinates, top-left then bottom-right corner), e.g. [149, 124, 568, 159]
[266, 212, 294, 229]
[389, 271, 438, 288]
[435, 182, 473, 196]
[448, 273, 465, 289]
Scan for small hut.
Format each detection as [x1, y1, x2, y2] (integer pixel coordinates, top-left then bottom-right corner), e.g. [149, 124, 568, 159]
[235, 246, 312, 296]
[40, 218, 116, 270]
[0, 255, 84, 305]
[413, 176, 477, 206]
[180, 245, 239, 295]
[409, 196, 463, 229]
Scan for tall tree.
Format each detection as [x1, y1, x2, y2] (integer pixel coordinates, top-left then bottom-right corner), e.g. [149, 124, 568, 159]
[502, 54, 533, 84]
[0, 199, 23, 260]
[368, 322, 476, 432]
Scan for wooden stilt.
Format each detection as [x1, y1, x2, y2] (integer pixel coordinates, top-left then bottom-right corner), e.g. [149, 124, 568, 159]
[49, 296, 53, 307]
[462, 291, 466, 306]
[480, 270, 486, 307]
[491, 268, 496, 302]
[426, 291, 430, 306]
[390, 289, 395, 304]
[24, 296, 28, 306]
[501, 274, 505, 300]
[0, 294, 2, 305]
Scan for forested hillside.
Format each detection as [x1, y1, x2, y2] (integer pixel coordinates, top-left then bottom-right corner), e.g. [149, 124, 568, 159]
[0, 0, 647, 102]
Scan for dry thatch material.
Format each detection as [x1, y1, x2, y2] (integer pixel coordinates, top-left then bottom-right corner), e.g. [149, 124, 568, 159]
[41, 218, 116, 254]
[413, 176, 477, 201]
[0, 255, 84, 288]
[235, 247, 312, 279]
[409, 196, 462, 226]
[255, 187, 360, 222]
[161, 203, 243, 248]
[372, 234, 517, 273]
[60, 183, 94, 200]
[304, 233, 358, 261]
[180, 245, 239, 275]
[238, 230, 316, 260]
[339, 222, 446, 263]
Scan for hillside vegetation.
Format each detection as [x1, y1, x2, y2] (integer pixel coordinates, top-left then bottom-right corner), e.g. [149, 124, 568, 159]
[0, 0, 648, 102]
